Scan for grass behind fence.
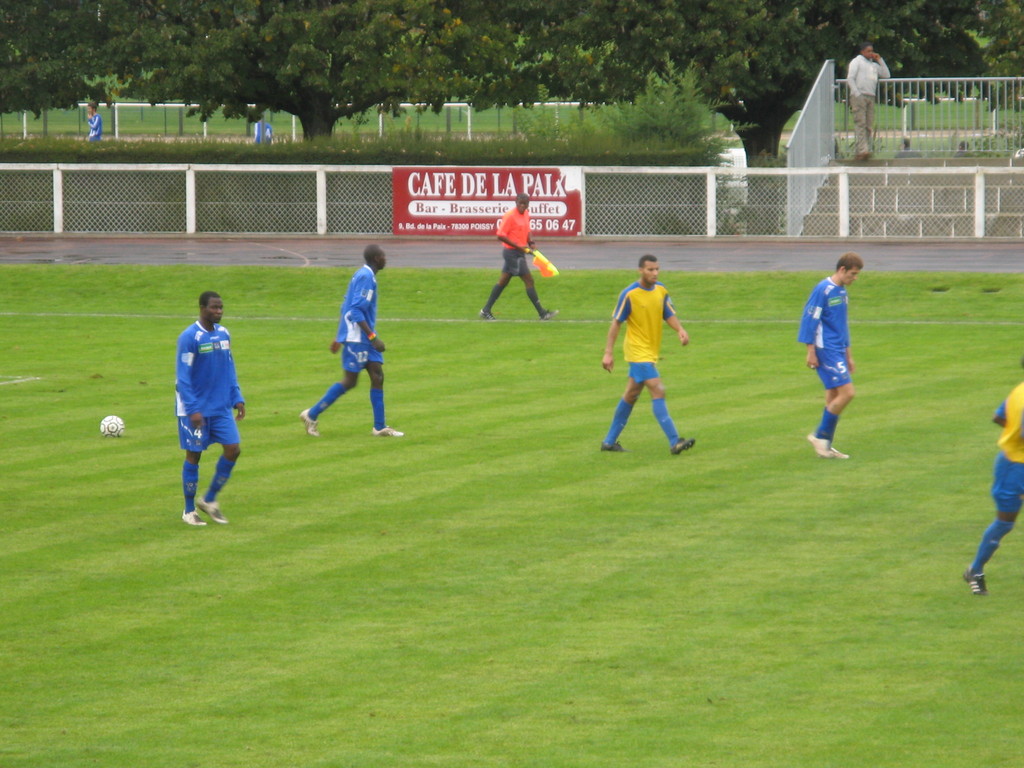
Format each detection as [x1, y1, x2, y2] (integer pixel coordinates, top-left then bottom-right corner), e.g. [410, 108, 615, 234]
[3, 265, 1023, 767]
[0, 103, 732, 142]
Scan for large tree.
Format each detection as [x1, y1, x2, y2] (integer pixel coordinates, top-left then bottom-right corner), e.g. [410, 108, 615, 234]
[3, 0, 987, 152]
[102, 0, 516, 139]
[684, 0, 985, 157]
[0, 1, 108, 114]
[510, 0, 984, 158]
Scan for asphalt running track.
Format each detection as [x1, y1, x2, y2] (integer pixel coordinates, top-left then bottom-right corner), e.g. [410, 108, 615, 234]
[2, 235, 1023, 272]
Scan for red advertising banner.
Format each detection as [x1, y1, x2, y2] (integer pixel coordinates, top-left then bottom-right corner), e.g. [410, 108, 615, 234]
[392, 166, 583, 237]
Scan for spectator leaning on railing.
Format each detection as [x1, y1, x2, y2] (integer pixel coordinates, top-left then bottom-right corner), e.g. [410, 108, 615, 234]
[846, 42, 890, 161]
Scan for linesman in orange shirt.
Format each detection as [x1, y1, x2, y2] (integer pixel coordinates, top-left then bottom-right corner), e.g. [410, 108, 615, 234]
[479, 193, 559, 321]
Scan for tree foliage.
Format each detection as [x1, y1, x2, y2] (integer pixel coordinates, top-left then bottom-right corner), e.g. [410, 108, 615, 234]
[692, 0, 984, 157]
[508, 0, 985, 158]
[97, 0, 518, 139]
[0, 1, 108, 115]
[981, 0, 1024, 77]
[598, 67, 723, 154]
[1, 0, 990, 152]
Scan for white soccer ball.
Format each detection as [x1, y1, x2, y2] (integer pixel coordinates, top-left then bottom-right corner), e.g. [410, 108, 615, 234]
[100, 415, 125, 437]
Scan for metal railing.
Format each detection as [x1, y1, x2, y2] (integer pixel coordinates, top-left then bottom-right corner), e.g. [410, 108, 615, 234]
[786, 60, 836, 235]
[0, 101, 604, 141]
[835, 77, 1024, 159]
[0, 104, 299, 141]
[6, 163, 1024, 238]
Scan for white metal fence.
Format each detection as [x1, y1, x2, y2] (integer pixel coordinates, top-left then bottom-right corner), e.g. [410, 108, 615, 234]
[835, 76, 1024, 159]
[4, 163, 1024, 238]
[0, 101, 612, 141]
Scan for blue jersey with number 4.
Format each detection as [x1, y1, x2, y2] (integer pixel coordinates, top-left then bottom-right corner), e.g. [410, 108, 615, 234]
[176, 322, 243, 417]
[798, 277, 850, 351]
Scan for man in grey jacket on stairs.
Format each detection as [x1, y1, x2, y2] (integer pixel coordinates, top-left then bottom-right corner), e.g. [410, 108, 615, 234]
[847, 42, 891, 161]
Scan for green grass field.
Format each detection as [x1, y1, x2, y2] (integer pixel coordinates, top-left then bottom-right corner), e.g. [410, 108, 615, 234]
[3, 264, 1023, 767]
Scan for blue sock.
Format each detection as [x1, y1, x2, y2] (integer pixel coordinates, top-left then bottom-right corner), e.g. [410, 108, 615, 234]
[971, 519, 1015, 574]
[815, 408, 839, 441]
[182, 461, 199, 512]
[204, 456, 236, 503]
[370, 388, 385, 430]
[603, 399, 634, 444]
[652, 397, 679, 445]
[309, 382, 346, 420]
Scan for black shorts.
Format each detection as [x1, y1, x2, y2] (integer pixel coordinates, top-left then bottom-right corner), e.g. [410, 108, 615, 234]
[501, 248, 529, 277]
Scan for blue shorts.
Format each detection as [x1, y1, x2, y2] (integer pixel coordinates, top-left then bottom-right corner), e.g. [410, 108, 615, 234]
[991, 452, 1024, 513]
[628, 362, 660, 383]
[814, 347, 852, 389]
[178, 411, 240, 451]
[342, 341, 384, 373]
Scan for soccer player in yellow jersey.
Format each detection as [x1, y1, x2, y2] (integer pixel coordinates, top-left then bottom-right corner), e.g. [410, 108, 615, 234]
[964, 359, 1024, 595]
[600, 255, 695, 455]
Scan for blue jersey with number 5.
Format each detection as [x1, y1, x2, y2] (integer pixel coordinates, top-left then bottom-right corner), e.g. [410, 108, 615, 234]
[798, 277, 849, 351]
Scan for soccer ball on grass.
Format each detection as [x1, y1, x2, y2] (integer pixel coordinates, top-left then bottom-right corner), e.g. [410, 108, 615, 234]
[100, 415, 125, 437]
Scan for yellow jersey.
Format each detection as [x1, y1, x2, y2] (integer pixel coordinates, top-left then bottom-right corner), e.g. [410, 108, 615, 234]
[997, 381, 1024, 463]
[612, 281, 676, 363]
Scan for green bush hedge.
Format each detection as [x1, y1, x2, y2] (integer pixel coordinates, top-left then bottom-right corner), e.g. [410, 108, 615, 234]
[0, 133, 724, 166]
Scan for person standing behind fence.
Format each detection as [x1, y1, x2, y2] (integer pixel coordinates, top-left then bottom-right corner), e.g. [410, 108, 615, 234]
[86, 102, 102, 142]
[847, 42, 889, 161]
[255, 115, 273, 144]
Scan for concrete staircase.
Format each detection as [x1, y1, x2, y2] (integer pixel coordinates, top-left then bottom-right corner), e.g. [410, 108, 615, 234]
[800, 158, 1024, 237]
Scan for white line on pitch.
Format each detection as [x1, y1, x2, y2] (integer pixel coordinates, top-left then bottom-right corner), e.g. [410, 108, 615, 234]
[2, 311, 1024, 327]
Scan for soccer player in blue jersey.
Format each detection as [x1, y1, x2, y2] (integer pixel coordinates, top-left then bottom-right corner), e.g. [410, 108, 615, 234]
[86, 102, 102, 141]
[300, 244, 404, 438]
[798, 252, 863, 459]
[964, 359, 1024, 595]
[600, 254, 695, 455]
[176, 291, 245, 526]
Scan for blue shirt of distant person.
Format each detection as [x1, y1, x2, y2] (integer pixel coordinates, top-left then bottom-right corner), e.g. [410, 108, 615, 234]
[255, 117, 273, 144]
[86, 102, 102, 141]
